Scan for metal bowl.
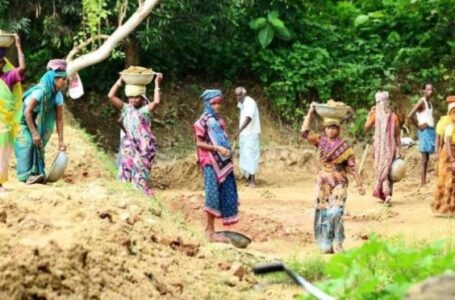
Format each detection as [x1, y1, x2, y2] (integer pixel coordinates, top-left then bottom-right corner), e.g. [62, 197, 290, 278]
[314, 103, 351, 119]
[46, 151, 68, 183]
[216, 231, 251, 248]
[390, 158, 406, 183]
[119, 72, 154, 85]
[0, 34, 14, 48]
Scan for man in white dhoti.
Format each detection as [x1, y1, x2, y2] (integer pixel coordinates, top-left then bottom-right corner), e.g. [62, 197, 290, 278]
[234, 87, 261, 187]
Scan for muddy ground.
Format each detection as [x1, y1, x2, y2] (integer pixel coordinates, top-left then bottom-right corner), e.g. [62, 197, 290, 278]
[156, 144, 454, 261]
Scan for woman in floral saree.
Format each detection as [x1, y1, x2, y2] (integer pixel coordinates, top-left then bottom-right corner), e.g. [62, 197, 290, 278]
[301, 103, 365, 253]
[107, 73, 163, 196]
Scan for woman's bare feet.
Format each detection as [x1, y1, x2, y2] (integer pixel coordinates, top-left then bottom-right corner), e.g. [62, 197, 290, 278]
[247, 182, 257, 188]
[206, 232, 231, 243]
[321, 247, 334, 254]
[384, 196, 392, 207]
[334, 243, 344, 253]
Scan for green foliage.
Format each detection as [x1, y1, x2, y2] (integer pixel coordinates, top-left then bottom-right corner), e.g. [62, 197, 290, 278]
[82, 0, 109, 38]
[2, 0, 455, 137]
[248, 0, 455, 125]
[298, 237, 455, 300]
[249, 10, 292, 48]
[349, 108, 369, 141]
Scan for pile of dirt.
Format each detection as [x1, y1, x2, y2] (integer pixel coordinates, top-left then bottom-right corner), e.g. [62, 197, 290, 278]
[0, 112, 274, 299]
[152, 141, 431, 192]
[152, 147, 317, 191]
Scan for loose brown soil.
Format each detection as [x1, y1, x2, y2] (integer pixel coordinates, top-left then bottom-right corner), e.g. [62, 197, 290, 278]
[1, 109, 454, 299]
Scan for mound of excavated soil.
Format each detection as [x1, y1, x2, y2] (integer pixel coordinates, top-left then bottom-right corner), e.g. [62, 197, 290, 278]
[152, 147, 317, 191]
[0, 112, 273, 299]
[152, 140, 432, 192]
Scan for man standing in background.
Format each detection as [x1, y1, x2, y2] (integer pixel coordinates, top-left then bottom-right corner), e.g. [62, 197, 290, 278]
[234, 87, 261, 187]
[407, 83, 436, 186]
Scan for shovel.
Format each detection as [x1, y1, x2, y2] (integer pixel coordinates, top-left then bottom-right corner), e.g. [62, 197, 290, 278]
[253, 262, 335, 300]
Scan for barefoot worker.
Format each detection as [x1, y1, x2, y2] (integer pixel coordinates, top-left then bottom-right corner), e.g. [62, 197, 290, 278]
[0, 34, 25, 191]
[193, 89, 239, 242]
[301, 102, 365, 254]
[432, 96, 455, 215]
[14, 59, 67, 184]
[365, 91, 401, 205]
[234, 87, 261, 187]
[107, 70, 163, 196]
[407, 83, 436, 186]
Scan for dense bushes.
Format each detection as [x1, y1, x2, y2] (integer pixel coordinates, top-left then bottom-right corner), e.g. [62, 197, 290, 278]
[2, 0, 455, 123]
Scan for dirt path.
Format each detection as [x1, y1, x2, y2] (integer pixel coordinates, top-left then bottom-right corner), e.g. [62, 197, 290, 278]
[160, 152, 455, 261]
[2, 111, 454, 299]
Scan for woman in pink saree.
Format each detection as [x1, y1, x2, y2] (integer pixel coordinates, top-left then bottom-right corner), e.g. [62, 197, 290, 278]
[365, 91, 401, 205]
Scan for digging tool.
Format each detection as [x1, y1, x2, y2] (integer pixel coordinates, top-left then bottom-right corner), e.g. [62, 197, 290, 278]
[358, 143, 370, 175]
[253, 262, 335, 300]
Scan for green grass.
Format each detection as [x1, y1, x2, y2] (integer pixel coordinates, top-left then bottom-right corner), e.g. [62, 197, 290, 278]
[261, 255, 327, 285]
[293, 236, 455, 300]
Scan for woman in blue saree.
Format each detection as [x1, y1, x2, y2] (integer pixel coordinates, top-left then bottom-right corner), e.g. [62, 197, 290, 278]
[14, 59, 67, 184]
[193, 89, 239, 243]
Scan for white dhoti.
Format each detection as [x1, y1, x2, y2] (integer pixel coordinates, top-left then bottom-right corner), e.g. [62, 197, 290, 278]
[239, 133, 260, 177]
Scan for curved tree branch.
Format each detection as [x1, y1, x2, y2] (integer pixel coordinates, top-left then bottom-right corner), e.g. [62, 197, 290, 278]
[66, 35, 110, 61]
[66, 0, 161, 76]
[118, 0, 129, 26]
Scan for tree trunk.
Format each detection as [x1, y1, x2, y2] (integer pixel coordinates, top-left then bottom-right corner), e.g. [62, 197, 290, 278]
[124, 37, 140, 68]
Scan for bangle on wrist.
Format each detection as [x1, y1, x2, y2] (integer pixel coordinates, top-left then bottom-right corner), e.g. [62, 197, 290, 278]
[154, 88, 160, 91]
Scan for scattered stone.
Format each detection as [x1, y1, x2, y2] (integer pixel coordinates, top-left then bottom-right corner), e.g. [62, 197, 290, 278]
[218, 261, 231, 271]
[155, 280, 170, 295]
[119, 212, 130, 222]
[117, 200, 128, 209]
[406, 273, 455, 300]
[222, 274, 239, 287]
[168, 237, 200, 257]
[0, 210, 7, 223]
[98, 211, 114, 223]
[126, 214, 141, 225]
[150, 207, 162, 217]
[230, 262, 247, 280]
[171, 282, 184, 294]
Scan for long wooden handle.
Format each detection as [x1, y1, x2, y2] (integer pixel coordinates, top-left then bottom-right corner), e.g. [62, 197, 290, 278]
[358, 144, 370, 175]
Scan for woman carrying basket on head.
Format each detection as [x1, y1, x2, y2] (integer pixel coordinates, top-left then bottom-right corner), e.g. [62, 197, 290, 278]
[107, 71, 163, 196]
[301, 102, 365, 254]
